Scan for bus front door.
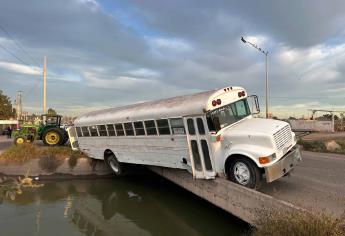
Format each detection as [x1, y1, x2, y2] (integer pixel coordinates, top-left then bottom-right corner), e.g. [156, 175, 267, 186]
[184, 116, 216, 179]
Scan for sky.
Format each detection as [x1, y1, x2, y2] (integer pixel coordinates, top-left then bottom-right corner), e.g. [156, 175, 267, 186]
[1, 0, 345, 118]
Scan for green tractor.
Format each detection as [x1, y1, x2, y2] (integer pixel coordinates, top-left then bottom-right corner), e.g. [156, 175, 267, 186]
[13, 114, 69, 146]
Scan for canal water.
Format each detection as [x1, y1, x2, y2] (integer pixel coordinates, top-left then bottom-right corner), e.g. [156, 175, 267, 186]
[0, 174, 248, 236]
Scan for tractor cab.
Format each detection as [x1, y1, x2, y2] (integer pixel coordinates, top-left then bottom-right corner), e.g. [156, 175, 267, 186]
[41, 114, 62, 126]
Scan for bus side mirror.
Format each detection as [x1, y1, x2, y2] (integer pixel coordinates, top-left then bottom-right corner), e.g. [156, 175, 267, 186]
[249, 95, 260, 114]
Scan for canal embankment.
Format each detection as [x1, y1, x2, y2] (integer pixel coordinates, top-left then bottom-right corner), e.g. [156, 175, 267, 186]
[0, 138, 344, 235]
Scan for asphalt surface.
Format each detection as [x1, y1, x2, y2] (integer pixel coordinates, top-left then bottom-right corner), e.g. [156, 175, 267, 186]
[259, 151, 345, 216]
[0, 136, 12, 154]
[0, 136, 344, 216]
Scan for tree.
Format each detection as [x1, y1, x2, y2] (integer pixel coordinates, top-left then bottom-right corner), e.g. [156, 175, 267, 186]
[47, 108, 57, 115]
[0, 90, 14, 119]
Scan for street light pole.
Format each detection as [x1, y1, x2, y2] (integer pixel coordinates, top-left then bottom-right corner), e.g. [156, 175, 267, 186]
[241, 37, 269, 118]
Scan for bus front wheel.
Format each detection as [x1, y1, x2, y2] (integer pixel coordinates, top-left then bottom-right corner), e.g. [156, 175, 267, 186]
[106, 155, 124, 176]
[228, 157, 262, 189]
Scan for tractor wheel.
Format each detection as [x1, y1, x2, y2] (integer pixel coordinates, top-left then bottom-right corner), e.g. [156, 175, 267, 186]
[14, 136, 26, 145]
[60, 129, 69, 146]
[42, 128, 63, 146]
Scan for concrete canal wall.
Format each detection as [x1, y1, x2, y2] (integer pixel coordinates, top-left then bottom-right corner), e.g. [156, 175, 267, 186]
[0, 158, 112, 178]
[149, 166, 303, 226]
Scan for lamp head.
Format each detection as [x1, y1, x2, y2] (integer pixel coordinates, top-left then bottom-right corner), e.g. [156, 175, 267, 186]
[241, 37, 246, 43]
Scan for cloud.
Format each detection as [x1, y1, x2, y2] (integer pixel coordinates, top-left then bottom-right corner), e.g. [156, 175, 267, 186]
[0, 61, 41, 75]
[0, 0, 345, 118]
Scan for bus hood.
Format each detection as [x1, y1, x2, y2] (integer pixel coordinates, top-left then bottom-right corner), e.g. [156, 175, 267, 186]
[228, 117, 289, 135]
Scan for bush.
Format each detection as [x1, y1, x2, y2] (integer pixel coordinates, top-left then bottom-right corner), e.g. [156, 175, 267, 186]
[252, 210, 345, 236]
[0, 144, 87, 164]
[297, 140, 326, 151]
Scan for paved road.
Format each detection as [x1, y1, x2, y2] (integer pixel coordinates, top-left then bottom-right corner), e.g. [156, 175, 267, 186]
[0, 136, 344, 216]
[0, 136, 12, 154]
[260, 151, 345, 216]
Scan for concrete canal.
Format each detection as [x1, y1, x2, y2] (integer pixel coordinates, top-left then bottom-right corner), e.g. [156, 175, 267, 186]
[0, 175, 248, 236]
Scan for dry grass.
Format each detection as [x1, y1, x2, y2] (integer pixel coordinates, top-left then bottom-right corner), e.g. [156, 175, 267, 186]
[252, 209, 345, 236]
[0, 144, 87, 164]
[298, 139, 345, 154]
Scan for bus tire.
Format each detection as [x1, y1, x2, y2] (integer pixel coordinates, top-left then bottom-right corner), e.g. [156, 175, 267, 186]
[228, 157, 262, 189]
[106, 155, 124, 176]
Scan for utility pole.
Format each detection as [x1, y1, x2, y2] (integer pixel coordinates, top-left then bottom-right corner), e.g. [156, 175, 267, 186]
[241, 37, 269, 118]
[16, 91, 23, 119]
[43, 56, 47, 114]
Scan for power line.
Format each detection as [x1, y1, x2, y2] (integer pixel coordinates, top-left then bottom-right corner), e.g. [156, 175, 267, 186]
[0, 42, 33, 66]
[0, 24, 41, 67]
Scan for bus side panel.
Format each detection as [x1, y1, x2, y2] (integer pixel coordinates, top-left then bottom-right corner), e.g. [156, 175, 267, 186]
[107, 136, 190, 169]
[77, 137, 106, 160]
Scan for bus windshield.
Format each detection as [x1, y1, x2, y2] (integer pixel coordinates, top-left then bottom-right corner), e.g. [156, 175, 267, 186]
[207, 99, 251, 132]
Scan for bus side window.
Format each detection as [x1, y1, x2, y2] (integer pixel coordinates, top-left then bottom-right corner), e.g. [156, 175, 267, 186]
[134, 121, 145, 135]
[124, 122, 134, 136]
[81, 126, 90, 137]
[115, 123, 124, 136]
[76, 127, 83, 137]
[196, 118, 205, 135]
[170, 118, 185, 135]
[187, 118, 195, 135]
[97, 125, 107, 136]
[89, 126, 98, 136]
[144, 120, 157, 135]
[156, 119, 171, 135]
[107, 124, 116, 136]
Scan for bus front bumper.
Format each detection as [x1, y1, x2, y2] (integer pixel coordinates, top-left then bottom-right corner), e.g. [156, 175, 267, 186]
[264, 145, 301, 183]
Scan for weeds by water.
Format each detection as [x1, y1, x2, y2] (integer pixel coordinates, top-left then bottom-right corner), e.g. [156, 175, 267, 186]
[0, 174, 44, 202]
[0, 144, 87, 164]
[252, 209, 345, 236]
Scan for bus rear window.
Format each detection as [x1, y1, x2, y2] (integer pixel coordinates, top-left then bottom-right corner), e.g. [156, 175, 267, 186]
[157, 119, 171, 135]
[124, 122, 134, 136]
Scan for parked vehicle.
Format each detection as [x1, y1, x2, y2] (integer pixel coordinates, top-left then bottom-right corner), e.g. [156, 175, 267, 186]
[12, 114, 69, 146]
[67, 86, 301, 189]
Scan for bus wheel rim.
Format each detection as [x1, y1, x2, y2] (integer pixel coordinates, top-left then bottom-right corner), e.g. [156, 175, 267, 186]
[234, 162, 250, 185]
[109, 160, 119, 173]
[46, 131, 60, 145]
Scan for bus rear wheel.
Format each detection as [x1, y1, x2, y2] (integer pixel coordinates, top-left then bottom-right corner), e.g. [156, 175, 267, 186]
[106, 155, 124, 176]
[228, 157, 262, 189]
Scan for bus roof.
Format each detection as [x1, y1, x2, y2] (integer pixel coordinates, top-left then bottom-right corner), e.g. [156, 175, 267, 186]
[74, 86, 244, 126]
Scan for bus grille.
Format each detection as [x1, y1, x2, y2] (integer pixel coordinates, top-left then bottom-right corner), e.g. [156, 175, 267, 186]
[273, 125, 292, 151]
